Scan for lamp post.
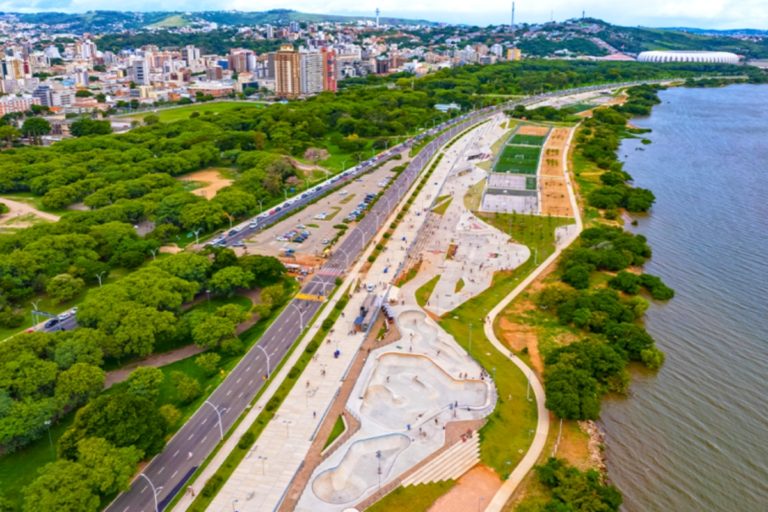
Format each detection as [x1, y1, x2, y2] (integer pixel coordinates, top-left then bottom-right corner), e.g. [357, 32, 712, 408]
[95, 271, 106, 288]
[204, 401, 226, 440]
[193, 228, 202, 246]
[256, 345, 270, 377]
[139, 474, 163, 512]
[468, 323, 473, 357]
[44, 420, 53, 457]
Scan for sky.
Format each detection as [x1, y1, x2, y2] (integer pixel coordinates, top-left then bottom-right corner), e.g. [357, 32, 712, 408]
[2, 0, 767, 30]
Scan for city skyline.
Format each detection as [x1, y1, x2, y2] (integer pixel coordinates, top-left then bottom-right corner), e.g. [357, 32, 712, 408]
[2, 0, 767, 30]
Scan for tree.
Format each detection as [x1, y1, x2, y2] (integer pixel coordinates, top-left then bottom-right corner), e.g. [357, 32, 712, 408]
[126, 367, 164, 401]
[561, 265, 591, 289]
[46, 273, 86, 304]
[22, 460, 100, 512]
[194, 353, 221, 376]
[159, 404, 181, 428]
[143, 114, 160, 125]
[70, 118, 112, 137]
[192, 314, 238, 350]
[608, 270, 641, 295]
[75, 437, 142, 495]
[152, 252, 212, 285]
[171, 371, 201, 404]
[544, 365, 601, 420]
[54, 363, 104, 407]
[21, 117, 51, 144]
[238, 255, 285, 286]
[0, 125, 20, 148]
[58, 392, 166, 459]
[530, 458, 622, 512]
[53, 329, 105, 369]
[209, 266, 253, 296]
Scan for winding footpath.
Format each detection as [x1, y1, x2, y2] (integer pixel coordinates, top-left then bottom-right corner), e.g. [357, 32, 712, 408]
[484, 125, 582, 511]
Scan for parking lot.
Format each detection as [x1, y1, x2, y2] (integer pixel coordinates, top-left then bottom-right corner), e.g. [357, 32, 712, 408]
[240, 154, 408, 265]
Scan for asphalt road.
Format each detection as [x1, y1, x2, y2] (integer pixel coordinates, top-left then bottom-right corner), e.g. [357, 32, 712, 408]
[105, 81, 669, 512]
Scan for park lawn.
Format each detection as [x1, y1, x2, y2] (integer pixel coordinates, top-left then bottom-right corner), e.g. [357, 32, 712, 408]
[494, 145, 542, 174]
[440, 270, 539, 477]
[339, 193, 356, 205]
[415, 275, 440, 308]
[455, 278, 465, 293]
[0, 413, 75, 508]
[476, 212, 574, 262]
[510, 134, 547, 146]
[322, 415, 346, 451]
[365, 481, 456, 512]
[397, 260, 422, 287]
[122, 102, 264, 123]
[431, 197, 452, 215]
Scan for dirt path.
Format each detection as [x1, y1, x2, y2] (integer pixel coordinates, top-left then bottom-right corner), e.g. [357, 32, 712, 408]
[178, 168, 234, 199]
[104, 345, 205, 388]
[0, 196, 60, 223]
[539, 126, 575, 217]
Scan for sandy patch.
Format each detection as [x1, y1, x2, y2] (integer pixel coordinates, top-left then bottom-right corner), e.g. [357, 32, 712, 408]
[516, 125, 550, 136]
[0, 196, 60, 229]
[178, 168, 234, 199]
[160, 244, 182, 254]
[427, 465, 502, 512]
[539, 127, 575, 217]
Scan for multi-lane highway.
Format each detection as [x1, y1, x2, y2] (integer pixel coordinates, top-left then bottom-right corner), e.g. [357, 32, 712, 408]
[105, 80, 672, 512]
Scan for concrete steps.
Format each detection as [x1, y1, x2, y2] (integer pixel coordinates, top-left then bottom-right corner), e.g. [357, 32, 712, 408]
[401, 434, 480, 486]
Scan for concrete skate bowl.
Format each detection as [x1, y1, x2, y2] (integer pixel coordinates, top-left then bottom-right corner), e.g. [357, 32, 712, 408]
[312, 433, 411, 504]
[360, 353, 490, 430]
[396, 310, 464, 360]
[397, 309, 438, 345]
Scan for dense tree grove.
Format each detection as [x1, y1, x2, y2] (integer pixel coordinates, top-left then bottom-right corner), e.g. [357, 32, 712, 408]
[575, 85, 664, 212]
[0, 250, 286, 456]
[538, 228, 670, 420]
[517, 457, 622, 512]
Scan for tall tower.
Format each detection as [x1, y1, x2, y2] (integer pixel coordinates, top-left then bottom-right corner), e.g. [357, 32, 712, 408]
[376, 8, 380, 28]
[510, 2, 515, 33]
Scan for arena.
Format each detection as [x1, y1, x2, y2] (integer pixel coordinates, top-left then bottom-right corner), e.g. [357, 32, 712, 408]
[637, 50, 740, 64]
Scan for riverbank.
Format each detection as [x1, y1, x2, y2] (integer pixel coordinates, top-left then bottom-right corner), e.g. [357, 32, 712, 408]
[500, 85, 675, 511]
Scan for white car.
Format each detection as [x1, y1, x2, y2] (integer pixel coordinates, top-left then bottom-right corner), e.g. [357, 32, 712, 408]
[366, 283, 375, 292]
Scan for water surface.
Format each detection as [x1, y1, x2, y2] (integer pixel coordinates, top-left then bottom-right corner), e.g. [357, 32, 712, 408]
[601, 84, 768, 512]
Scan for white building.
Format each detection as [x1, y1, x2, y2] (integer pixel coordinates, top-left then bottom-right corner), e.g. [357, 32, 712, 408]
[637, 51, 740, 64]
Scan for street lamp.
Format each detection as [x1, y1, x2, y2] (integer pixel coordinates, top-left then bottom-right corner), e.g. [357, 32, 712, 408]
[139, 474, 163, 512]
[193, 227, 202, 246]
[95, 271, 106, 287]
[256, 345, 271, 377]
[257, 455, 268, 475]
[468, 323, 473, 357]
[204, 401, 226, 440]
[44, 420, 53, 457]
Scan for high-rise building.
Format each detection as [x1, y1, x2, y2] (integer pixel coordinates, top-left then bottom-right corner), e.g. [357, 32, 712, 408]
[32, 84, 53, 107]
[321, 48, 337, 92]
[130, 58, 150, 85]
[299, 50, 324, 95]
[181, 45, 201, 66]
[275, 45, 300, 98]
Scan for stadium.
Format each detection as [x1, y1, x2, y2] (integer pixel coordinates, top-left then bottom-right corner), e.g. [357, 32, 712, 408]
[637, 50, 740, 64]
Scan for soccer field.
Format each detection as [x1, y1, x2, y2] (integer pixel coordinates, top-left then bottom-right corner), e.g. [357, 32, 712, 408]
[494, 145, 542, 174]
[509, 134, 547, 146]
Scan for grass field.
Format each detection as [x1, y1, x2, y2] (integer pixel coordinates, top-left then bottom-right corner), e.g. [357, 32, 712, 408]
[366, 481, 457, 512]
[121, 102, 264, 123]
[415, 275, 440, 308]
[431, 197, 452, 215]
[494, 145, 542, 175]
[510, 134, 547, 146]
[322, 415, 346, 450]
[526, 177, 537, 191]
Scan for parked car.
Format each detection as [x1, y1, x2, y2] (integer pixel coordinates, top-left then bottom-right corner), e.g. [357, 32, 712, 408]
[44, 318, 59, 329]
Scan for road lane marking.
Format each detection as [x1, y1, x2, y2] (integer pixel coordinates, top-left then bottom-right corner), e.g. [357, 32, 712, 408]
[158, 466, 164, 475]
[187, 433, 194, 440]
[245, 365, 252, 372]
[140, 486, 146, 494]
[236, 377, 241, 384]
[226, 389, 232, 396]
[173, 449, 179, 457]
[202, 435, 208, 444]
[201, 418, 207, 425]
[172, 470, 178, 479]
